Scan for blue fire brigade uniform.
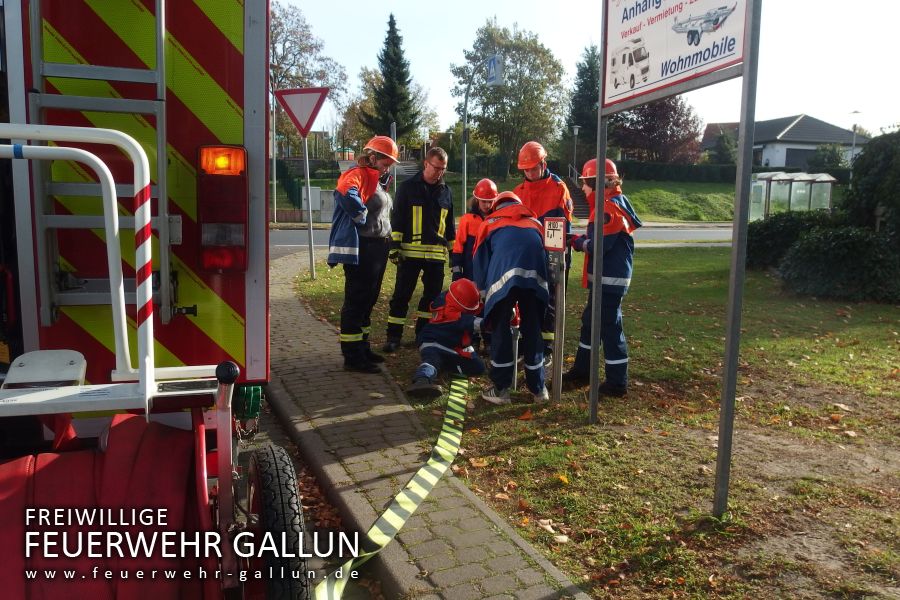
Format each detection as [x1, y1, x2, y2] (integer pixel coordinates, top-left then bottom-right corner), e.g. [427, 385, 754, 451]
[412, 291, 486, 383]
[473, 200, 549, 394]
[569, 189, 642, 388]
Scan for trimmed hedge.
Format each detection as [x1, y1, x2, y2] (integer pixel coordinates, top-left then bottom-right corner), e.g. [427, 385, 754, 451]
[746, 211, 846, 269]
[779, 227, 900, 303]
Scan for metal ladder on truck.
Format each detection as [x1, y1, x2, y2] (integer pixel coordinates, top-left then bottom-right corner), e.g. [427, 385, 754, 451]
[25, 0, 177, 328]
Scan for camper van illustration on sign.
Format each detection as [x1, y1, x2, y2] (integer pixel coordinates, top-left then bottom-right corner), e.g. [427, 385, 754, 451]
[672, 4, 737, 46]
[610, 38, 650, 90]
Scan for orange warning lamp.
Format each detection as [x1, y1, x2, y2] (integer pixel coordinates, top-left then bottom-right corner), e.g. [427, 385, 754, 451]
[197, 145, 249, 272]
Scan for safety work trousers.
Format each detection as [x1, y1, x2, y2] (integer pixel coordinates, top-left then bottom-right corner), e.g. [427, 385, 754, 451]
[340, 237, 390, 362]
[486, 289, 545, 394]
[385, 259, 444, 342]
[572, 291, 629, 388]
[414, 346, 485, 383]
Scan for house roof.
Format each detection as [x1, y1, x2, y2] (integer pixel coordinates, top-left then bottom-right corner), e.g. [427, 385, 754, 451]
[701, 115, 870, 150]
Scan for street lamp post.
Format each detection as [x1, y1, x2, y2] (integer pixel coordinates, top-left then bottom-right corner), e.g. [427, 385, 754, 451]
[849, 110, 861, 189]
[572, 125, 580, 175]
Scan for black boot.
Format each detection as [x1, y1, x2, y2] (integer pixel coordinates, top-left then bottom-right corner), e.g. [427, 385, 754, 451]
[381, 339, 401, 353]
[597, 381, 627, 397]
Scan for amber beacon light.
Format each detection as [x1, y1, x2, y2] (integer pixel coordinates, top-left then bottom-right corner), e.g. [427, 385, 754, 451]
[197, 145, 249, 271]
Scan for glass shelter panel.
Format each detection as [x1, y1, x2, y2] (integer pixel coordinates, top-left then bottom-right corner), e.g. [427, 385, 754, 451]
[749, 181, 765, 221]
[790, 182, 810, 212]
[769, 181, 791, 215]
[810, 183, 831, 211]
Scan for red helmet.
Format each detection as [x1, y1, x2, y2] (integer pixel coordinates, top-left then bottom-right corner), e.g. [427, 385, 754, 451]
[448, 278, 481, 313]
[490, 190, 522, 212]
[579, 158, 598, 180]
[517, 141, 547, 169]
[363, 136, 399, 162]
[473, 178, 499, 201]
[605, 158, 618, 176]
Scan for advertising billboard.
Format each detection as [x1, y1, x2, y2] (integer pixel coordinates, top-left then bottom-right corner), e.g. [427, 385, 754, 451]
[603, 0, 746, 110]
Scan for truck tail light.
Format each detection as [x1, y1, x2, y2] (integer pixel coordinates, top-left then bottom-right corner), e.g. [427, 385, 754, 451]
[197, 145, 248, 272]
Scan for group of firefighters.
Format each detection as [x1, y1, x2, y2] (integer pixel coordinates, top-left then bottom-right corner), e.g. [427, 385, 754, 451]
[327, 135, 642, 404]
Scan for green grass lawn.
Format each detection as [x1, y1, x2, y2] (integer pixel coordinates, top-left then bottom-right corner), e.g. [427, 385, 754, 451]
[296, 246, 898, 598]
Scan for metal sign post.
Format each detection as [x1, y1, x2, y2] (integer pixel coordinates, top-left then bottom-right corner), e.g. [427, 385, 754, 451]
[543, 217, 567, 403]
[275, 87, 330, 278]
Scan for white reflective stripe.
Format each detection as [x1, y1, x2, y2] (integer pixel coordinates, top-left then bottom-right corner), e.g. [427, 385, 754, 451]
[330, 246, 359, 256]
[461, 346, 475, 353]
[451, 266, 462, 273]
[485, 268, 548, 304]
[602, 276, 631, 287]
[420, 362, 435, 370]
[578, 342, 591, 350]
[419, 342, 458, 354]
[491, 360, 515, 368]
[605, 358, 629, 365]
[524, 361, 543, 371]
[473, 317, 483, 329]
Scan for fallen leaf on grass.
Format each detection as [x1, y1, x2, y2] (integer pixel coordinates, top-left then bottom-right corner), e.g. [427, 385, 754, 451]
[517, 498, 531, 511]
[843, 431, 858, 438]
[503, 480, 519, 492]
[517, 409, 533, 420]
[553, 535, 570, 544]
[494, 492, 510, 501]
[833, 403, 853, 412]
[557, 474, 569, 485]
[369, 392, 384, 399]
[830, 413, 843, 423]
[469, 457, 488, 468]
[537, 519, 555, 533]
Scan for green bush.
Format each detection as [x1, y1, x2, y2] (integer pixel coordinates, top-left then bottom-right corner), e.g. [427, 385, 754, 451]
[779, 227, 900, 302]
[746, 211, 845, 269]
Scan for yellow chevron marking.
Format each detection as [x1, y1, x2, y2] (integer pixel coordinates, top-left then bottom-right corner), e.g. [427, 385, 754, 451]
[85, 0, 243, 143]
[194, 0, 244, 54]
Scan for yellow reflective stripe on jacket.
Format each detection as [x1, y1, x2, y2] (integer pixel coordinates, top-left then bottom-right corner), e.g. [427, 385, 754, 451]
[399, 243, 447, 261]
[387, 316, 407, 326]
[339, 333, 364, 342]
[416, 311, 433, 320]
[412, 206, 422, 242]
[391, 231, 403, 243]
[437, 208, 448, 238]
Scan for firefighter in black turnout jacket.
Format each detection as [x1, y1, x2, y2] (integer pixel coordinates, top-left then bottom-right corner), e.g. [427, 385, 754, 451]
[383, 147, 455, 352]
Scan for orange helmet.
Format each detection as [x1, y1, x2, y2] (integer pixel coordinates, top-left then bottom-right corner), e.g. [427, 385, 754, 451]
[490, 190, 522, 212]
[448, 278, 482, 313]
[363, 136, 399, 162]
[579, 158, 598, 180]
[605, 158, 618, 176]
[517, 141, 547, 169]
[473, 178, 499, 201]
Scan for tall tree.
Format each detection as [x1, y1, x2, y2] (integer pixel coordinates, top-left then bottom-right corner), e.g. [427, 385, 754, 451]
[807, 143, 846, 171]
[710, 132, 737, 165]
[609, 96, 701, 163]
[359, 14, 421, 139]
[269, 1, 347, 154]
[451, 19, 567, 175]
[564, 45, 601, 169]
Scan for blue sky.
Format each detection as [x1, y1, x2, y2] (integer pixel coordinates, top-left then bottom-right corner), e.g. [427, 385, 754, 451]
[290, 0, 896, 138]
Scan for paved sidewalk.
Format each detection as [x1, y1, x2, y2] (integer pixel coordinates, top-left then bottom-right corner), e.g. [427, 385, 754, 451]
[266, 251, 590, 600]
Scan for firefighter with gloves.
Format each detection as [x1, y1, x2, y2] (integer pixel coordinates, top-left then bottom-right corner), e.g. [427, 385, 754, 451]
[512, 141, 572, 367]
[564, 158, 642, 396]
[474, 191, 551, 405]
[406, 278, 486, 399]
[328, 135, 398, 373]
[383, 147, 455, 352]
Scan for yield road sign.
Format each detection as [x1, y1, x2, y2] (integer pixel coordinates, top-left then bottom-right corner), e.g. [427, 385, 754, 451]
[275, 87, 329, 137]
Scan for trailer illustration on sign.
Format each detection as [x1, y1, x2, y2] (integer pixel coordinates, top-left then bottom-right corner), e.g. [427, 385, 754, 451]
[672, 4, 738, 46]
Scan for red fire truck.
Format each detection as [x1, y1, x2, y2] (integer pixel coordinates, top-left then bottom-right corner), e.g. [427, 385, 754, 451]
[1, 1, 307, 598]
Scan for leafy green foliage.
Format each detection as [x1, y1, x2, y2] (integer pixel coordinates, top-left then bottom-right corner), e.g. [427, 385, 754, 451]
[746, 211, 845, 269]
[807, 143, 847, 172]
[711, 132, 737, 165]
[359, 14, 421, 139]
[450, 19, 567, 176]
[779, 227, 900, 302]
[841, 130, 900, 250]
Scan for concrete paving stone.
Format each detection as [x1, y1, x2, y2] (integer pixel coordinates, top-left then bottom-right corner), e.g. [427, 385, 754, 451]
[341, 453, 371, 466]
[487, 553, 527, 574]
[415, 550, 458, 574]
[432, 494, 471, 510]
[440, 582, 482, 600]
[458, 516, 494, 532]
[515, 568, 546, 587]
[429, 522, 463, 539]
[486, 539, 519, 556]
[334, 446, 368, 458]
[406, 538, 454, 560]
[480, 574, 522, 596]
[347, 469, 382, 484]
[456, 544, 491, 566]
[514, 585, 559, 600]
[483, 595, 517, 600]
[448, 526, 498, 549]
[366, 457, 402, 471]
[429, 564, 487, 588]
[396, 525, 433, 547]
[428, 506, 480, 524]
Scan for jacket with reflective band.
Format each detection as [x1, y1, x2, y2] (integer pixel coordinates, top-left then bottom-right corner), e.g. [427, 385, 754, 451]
[579, 189, 642, 295]
[472, 202, 550, 318]
[513, 170, 573, 226]
[450, 208, 486, 279]
[328, 166, 381, 265]
[415, 291, 482, 359]
[391, 171, 455, 261]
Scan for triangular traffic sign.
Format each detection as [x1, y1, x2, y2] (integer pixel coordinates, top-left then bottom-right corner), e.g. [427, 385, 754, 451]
[275, 87, 330, 138]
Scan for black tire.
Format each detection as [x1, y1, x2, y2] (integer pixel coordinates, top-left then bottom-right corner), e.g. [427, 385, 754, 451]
[629, 74, 635, 89]
[250, 444, 310, 600]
